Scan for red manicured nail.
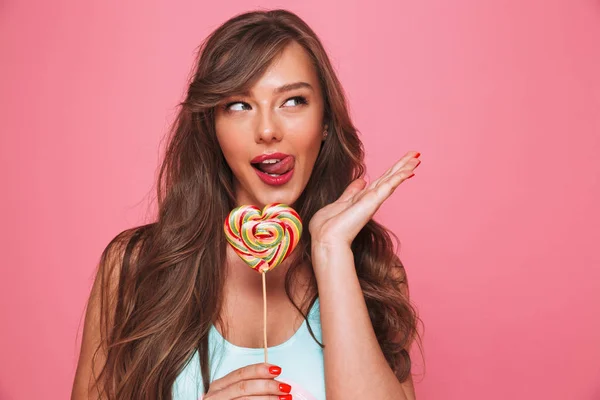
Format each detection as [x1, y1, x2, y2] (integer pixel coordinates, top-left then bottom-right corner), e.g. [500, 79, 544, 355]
[415, 152, 421, 158]
[407, 173, 415, 179]
[269, 365, 282, 375]
[279, 395, 292, 400]
[279, 383, 292, 393]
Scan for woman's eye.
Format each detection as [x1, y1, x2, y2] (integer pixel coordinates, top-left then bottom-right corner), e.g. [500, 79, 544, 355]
[283, 96, 308, 107]
[224, 101, 249, 112]
[223, 96, 308, 112]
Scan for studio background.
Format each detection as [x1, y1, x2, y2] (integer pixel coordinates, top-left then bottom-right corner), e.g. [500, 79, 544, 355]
[1, 1, 599, 399]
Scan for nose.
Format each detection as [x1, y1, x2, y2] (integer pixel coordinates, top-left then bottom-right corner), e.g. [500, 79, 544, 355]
[254, 108, 282, 143]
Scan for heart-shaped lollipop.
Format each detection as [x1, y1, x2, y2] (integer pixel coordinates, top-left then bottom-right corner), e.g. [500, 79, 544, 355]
[224, 203, 302, 273]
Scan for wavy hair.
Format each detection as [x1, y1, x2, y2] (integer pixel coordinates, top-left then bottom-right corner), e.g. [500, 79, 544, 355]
[91, 9, 424, 399]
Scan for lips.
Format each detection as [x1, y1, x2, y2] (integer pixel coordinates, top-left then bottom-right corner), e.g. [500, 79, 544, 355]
[254, 156, 294, 175]
[250, 153, 295, 175]
[250, 152, 291, 164]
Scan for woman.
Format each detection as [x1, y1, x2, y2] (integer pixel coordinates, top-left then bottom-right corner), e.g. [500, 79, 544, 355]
[72, 9, 423, 400]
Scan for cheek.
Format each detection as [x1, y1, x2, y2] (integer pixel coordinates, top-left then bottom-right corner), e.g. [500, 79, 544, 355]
[288, 125, 322, 164]
[215, 140, 245, 179]
[219, 142, 246, 173]
[215, 121, 246, 161]
[289, 118, 322, 145]
[298, 127, 324, 155]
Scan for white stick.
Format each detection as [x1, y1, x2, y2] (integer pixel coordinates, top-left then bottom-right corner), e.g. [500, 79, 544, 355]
[262, 271, 268, 363]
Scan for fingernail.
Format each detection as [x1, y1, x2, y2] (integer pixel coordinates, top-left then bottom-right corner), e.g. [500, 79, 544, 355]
[415, 152, 421, 158]
[279, 395, 292, 400]
[269, 365, 282, 375]
[279, 383, 292, 393]
[407, 173, 415, 179]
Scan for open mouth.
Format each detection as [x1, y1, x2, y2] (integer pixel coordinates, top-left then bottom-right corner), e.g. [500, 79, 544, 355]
[251, 155, 295, 177]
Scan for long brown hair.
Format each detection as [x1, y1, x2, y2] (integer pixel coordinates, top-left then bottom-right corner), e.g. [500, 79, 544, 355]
[92, 9, 423, 399]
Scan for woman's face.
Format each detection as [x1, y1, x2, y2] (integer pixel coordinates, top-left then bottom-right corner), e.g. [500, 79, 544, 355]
[215, 41, 327, 209]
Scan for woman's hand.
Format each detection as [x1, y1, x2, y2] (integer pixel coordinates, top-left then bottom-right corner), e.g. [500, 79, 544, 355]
[204, 363, 292, 400]
[309, 151, 421, 251]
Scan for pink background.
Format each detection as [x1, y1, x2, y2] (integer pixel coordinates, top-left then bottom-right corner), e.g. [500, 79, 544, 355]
[1, 1, 599, 399]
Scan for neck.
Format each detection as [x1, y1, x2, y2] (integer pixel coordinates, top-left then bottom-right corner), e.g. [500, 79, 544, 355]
[223, 246, 313, 303]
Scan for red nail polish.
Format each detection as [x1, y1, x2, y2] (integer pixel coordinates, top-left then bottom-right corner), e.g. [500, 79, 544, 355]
[269, 365, 282, 375]
[415, 152, 421, 158]
[279, 383, 292, 393]
[279, 395, 292, 400]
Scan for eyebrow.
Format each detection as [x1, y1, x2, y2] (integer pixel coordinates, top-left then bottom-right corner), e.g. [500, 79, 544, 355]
[238, 81, 314, 97]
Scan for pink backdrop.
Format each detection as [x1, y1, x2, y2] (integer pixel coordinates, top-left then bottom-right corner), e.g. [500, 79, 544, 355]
[1, 1, 599, 399]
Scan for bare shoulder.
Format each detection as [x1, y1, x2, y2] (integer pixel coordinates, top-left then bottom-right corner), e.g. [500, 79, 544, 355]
[71, 226, 148, 400]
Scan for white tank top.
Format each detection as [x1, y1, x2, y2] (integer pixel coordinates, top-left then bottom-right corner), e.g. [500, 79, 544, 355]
[172, 298, 326, 400]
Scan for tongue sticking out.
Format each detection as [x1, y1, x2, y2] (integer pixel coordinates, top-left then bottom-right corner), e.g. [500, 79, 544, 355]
[254, 155, 295, 175]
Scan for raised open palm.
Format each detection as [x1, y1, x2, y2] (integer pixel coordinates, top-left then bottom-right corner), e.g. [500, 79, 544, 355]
[309, 151, 421, 250]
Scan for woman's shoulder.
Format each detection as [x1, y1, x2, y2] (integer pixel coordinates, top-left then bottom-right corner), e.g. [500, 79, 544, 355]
[101, 224, 153, 264]
[98, 223, 156, 281]
[71, 223, 154, 398]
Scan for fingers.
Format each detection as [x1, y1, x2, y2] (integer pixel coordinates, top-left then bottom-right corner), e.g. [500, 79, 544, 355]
[334, 166, 417, 241]
[385, 157, 420, 186]
[205, 363, 293, 400]
[210, 379, 292, 400]
[370, 156, 419, 201]
[338, 151, 420, 205]
[367, 151, 420, 192]
[376, 166, 416, 195]
[349, 151, 419, 206]
[208, 363, 280, 392]
[232, 397, 292, 400]
[217, 378, 292, 399]
[337, 178, 367, 203]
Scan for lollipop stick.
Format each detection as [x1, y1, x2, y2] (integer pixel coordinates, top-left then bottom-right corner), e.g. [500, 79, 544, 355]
[262, 270, 268, 363]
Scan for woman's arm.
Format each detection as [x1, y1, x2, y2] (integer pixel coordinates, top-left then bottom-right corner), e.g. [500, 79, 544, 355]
[312, 244, 416, 400]
[71, 233, 133, 400]
[71, 261, 109, 400]
[306, 151, 420, 399]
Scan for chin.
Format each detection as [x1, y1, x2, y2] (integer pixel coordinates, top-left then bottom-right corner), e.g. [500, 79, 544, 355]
[257, 195, 298, 208]
[250, 187, 302, 208]
[235, 172, 306, 209]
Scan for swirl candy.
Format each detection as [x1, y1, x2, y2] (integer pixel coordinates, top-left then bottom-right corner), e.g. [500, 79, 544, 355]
[224, 203, 303, 273]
